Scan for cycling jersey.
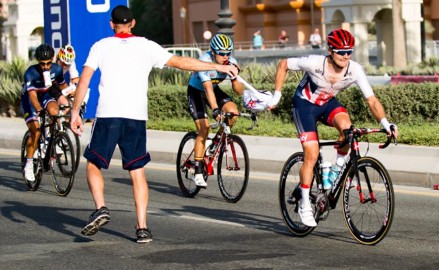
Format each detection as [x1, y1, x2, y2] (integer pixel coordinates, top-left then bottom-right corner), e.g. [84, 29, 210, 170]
[20, 63, 65, 123]
[188, 51, 238, 91]
[288, 55, 374, 105]
[288, 55, 374, 143]
[84, 33, 173, 120]
[62, 61, 79, 84]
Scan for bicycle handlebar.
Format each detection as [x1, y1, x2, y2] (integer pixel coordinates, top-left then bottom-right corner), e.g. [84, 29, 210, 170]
[334, 125, 397, 150]
[210, 111, 258, 130]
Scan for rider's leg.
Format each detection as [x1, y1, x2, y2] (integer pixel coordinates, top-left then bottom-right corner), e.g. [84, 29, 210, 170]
[193, 118, 209, 187]
[331, 111, 351, 159]
[26, 120, 41, 159]
[221, 101, 239, 127]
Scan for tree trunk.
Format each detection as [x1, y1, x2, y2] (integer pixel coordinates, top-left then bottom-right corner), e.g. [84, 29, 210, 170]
[392, 0, 407, 69]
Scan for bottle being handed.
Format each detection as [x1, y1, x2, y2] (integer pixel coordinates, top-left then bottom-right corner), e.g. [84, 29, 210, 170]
[328, 157, 345, 186]
[321, 161, 333, 190]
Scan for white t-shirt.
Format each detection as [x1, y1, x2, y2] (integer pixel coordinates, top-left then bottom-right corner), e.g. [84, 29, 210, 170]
[84, 33, 173, 120]
[287, 55, 374, 106]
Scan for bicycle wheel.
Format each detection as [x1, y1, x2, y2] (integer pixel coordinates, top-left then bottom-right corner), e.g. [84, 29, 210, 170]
[62, 122, 81, 173]
[217, 135, 249, 203]
[49, 132, 75, 196]
[278, 152, 319, 236]
[342, 157, 395, 245]
[21, 130, 43, 191]
[176, 132, 201, 197]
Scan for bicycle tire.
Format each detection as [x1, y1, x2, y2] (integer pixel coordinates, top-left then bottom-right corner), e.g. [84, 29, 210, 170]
[62, 122, 81, 173]
[342, 156, 395, 245]
[176, 131, 201, 197]
[217, 135, 249, 203]
[21, 130, 43, 191]
[278, 152, 318, 236]
[49, 132, 75, 196]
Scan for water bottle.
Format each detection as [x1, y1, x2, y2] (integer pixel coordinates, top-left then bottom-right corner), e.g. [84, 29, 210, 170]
[205, 138, 213, 156]
[328, 157, 345, 185]
[41, 136, 50, 158]
[321, 161, 332, 190]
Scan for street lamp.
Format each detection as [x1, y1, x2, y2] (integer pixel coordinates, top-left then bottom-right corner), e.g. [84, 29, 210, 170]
[215, 0, 236, 38]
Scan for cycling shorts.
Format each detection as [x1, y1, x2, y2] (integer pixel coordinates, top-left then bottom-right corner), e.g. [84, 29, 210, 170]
[187, 85, 233, 120]
[292, 95, 347, 143]
[21, 92, 56, 124]
[83, 118, 151, 170]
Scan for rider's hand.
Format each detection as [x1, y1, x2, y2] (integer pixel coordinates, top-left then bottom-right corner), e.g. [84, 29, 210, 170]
[223, 60, 241, 80]
[212, 108, 221, 121]
[267, 91, 282, 110]
[380, 118, 398, 138]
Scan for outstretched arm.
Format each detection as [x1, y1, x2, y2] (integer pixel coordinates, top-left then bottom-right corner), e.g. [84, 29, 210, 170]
[366, 95, 398, 138]
[70, 66, 95, 136]
[166, 55, 238, 78]
[267, 59, 289, 109]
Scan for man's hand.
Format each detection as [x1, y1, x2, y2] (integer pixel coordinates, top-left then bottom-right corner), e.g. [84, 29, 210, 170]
[212, 108, 221, 121]
[216, 64, 238, 79]
[267, 91, 282, 110]
[70, 110, 84, 136]
[380, 118, 398, 138]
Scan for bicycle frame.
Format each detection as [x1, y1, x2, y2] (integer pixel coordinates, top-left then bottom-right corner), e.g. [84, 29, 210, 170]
[315, 126, 394, 211]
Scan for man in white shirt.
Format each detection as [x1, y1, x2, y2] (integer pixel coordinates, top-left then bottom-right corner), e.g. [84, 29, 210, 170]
[309, 28, 322, 49]
[71, 5, 238, 244]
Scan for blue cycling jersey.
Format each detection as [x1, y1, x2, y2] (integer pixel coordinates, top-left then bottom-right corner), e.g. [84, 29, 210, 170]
[21, 63, 65, 98]
[188, 51, 238, 91]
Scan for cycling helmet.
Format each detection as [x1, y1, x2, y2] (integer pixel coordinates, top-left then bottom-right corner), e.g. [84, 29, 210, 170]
[243, 89, 273, 112]
[327, 29, 355, 49]
[57, 44, 76, 65]
[35, 43, 55, 61]
[210, 34, 234, 52]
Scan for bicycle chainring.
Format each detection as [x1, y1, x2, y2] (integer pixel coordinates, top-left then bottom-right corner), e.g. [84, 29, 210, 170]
[315, 192, 330, 221]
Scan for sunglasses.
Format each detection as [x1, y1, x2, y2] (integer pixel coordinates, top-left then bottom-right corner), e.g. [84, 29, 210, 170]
[216, 51, 231, 57]
[333, 49, 353, 56]
[38, 60, 52, 67]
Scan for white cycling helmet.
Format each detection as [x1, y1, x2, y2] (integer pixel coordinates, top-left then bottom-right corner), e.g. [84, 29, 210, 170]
[243, 89, 273, 112]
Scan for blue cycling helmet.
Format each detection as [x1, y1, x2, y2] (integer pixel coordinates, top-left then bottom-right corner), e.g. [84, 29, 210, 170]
[210, 34, 234, 52]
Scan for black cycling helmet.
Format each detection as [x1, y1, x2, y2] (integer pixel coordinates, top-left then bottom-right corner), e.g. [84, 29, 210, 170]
[35, 44, 55, 61]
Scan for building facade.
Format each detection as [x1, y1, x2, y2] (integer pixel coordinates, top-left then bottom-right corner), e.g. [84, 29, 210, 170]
[172, 0, 439, 66]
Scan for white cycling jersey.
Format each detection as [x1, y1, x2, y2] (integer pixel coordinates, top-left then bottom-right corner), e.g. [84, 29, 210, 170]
[287, 55, 374, 106]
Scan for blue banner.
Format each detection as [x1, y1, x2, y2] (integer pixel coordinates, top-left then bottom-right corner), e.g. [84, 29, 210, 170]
[44, 0, 129, 119]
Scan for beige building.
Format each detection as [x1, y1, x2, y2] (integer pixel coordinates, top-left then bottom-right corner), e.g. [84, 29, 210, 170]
[172, 0, 439, 66]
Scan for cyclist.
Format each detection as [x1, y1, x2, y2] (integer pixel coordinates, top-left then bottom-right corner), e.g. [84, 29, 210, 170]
[268, 29, 398, 227]
[55, 44, 90, 115]
[21, 43, 69, 182]
[187, 33, 244, 188]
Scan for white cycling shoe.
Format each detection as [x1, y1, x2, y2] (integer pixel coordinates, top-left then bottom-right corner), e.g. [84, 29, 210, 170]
[193, 173, 207, 188]
[24, 162, 35, 182]
[298, 200, 317, 227]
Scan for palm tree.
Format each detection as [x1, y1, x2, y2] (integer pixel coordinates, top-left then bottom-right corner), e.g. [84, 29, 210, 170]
[392, 0, 407, 69]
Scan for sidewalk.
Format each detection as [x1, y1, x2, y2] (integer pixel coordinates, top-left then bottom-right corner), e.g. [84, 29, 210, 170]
[2, 117, 438, 189]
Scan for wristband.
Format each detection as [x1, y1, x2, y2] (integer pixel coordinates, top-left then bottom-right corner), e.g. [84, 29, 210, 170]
[380, 117, 391, 131]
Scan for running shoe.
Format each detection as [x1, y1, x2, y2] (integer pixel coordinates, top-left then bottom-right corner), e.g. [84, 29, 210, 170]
[136, 228, 153, 243]
[81, 207, 111, 236]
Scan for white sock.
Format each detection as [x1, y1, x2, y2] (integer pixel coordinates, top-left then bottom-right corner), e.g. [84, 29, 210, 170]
[26, 158, 33, 165]
[301, 186, 310, 205]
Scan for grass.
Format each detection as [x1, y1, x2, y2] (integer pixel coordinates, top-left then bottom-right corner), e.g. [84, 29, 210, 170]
[147, 113, 439, 147]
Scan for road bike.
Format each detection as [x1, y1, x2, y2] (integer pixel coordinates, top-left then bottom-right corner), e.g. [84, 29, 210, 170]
[20, 106, 76, 196]
[176, 111, 256, 203]
[279, 125, 396, 245]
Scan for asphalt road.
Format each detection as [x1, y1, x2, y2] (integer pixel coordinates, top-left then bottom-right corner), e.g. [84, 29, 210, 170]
[1, 148, 439, 269]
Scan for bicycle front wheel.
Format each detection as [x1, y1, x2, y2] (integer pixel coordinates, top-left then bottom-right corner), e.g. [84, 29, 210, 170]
[21, 130, 43, 191]
[49, 132, 75, 196]
[342, 157, 395, 245]
[176, 132, 201, 197]
[63, 122, 81, 173]
[217, 135, 249, 203]
[279, 152, 318, 236]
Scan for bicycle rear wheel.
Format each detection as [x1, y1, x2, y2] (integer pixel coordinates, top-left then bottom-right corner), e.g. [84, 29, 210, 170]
[279, 152, 318, 236]
[49, 132, 75, 196]
[176, 132, 201, 197]
[217, 135, 249, 203]
[342, 157, 394, 245]
[21, 130, 43, 191]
